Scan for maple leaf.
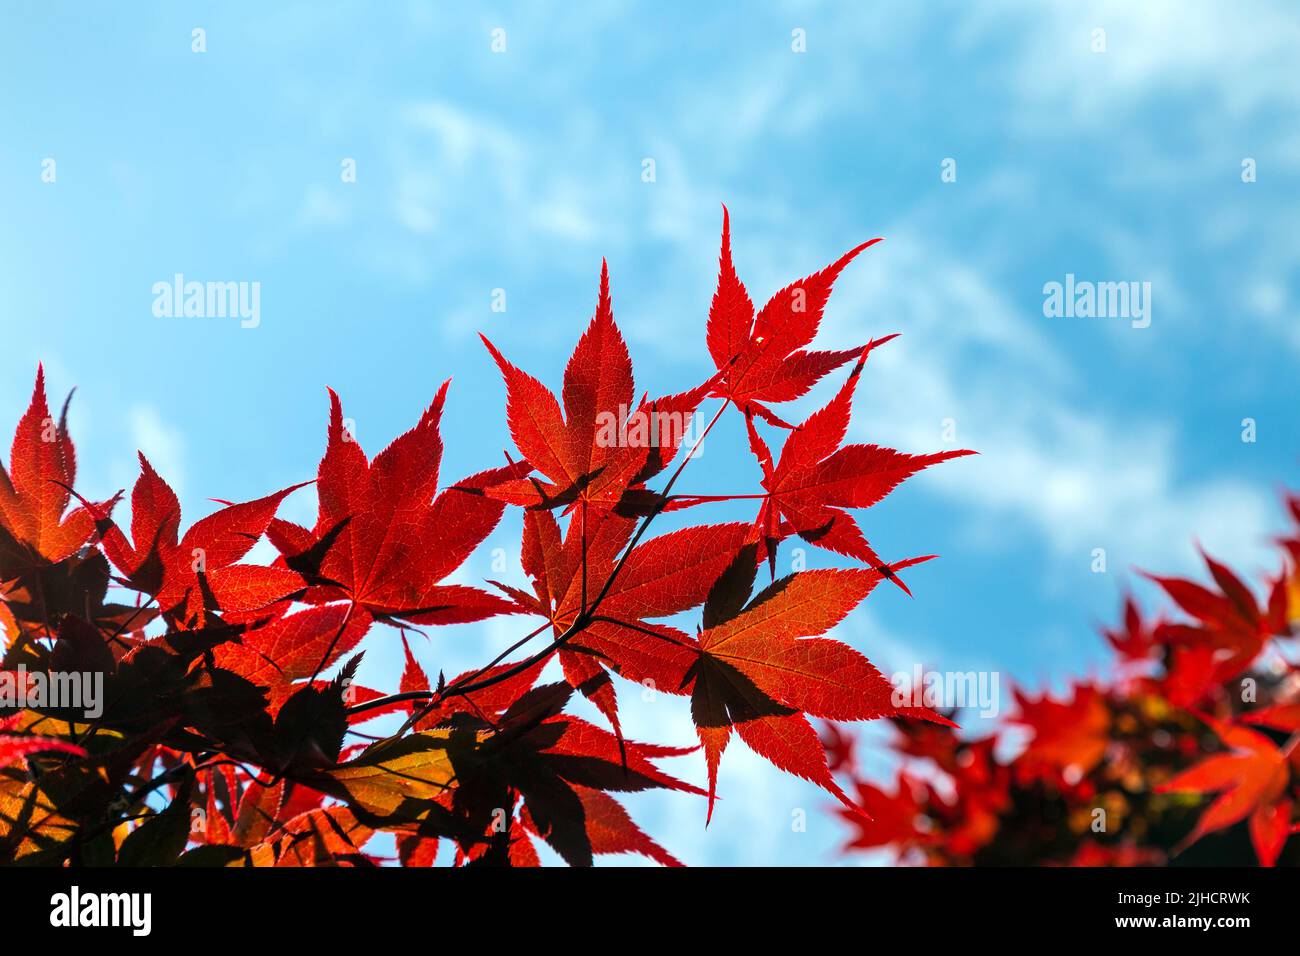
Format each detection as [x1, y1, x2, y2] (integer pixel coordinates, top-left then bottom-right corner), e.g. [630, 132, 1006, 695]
[258, 806, 376, 867]
[226, 776, 289, 846]
[212, 602, 373, 711]
[705, 206, 881, 426]
[1, 544, 153, 641]
[720, 346, 973, 587]
[837, 772, 930, 852]
[84, 453, 307, 625]
[456, 784, 684, 868]
[115, 777, 195, 865]
[0, 367, 104, 577]
[1010, 683, 1111, 785]
[1147, 547, 1291, 703]
[877, 730, 1008, 861]
[191, 766, 372, 866]
[480, 261, 711, 513]
[1241, 704, 1300, 734]
[268, 384, 526, 626]
[1157, 714, 1295, 865]
[1102, 594, 1158, 662]
[0, 774, 79, 864]
[681, 560, 951, 820]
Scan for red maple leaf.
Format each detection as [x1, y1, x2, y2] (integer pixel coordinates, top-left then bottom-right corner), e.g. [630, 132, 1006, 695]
[480, 262, 710, 513]
[268, 384, 526, 627]
[693, 344, 973, 588]
[682, 560, 951, 820]
[84, 453, 307, 625]
[705, 206, 880, 427]
[1147, 547, 1291, 704]
[1102, 594, 1158, 662]
[0, 367, 101, 576]
[837, 772, 930, 852]
[435, 682, 702, 867]
[212, 603, 374, 711]
[561, 785, 683, 866]
[1157, 714, 1295, 866]
[1010, 683, 1112, 784]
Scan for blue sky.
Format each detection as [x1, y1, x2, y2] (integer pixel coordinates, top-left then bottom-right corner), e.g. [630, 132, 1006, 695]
[2, 1, 1297, 865]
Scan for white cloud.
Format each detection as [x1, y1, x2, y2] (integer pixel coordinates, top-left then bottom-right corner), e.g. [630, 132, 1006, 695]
[393, 100, 616, 252]
[112, 404, 185, 499]
[819, 235, 1279, 577]
[990, 0, 1300, 129]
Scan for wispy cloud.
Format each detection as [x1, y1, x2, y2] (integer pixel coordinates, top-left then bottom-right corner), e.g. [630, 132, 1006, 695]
[114, 404, 185, 499]
[823, 236, 1279, 577]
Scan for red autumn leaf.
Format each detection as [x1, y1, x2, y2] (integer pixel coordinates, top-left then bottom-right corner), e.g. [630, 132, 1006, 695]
[705, 206, 881, 426]
[1011, 684, 1112, 784]
[268, 384, 526, 626]
[86, 452, 308, 624]
[477, 787, 685, 868]
[266, 806, 376, 867]
[826, 454, 1299, 867]
[1146, 547, 1288, 699]
[480, 261, 711, 512]
[1157, 715, 1294, 865]
[0, 367, 101, 575]
[193, 766, 370, 866]
[684, 564, 951, 821]
[565, 785, 682, 867]
[1241, 704, 1300, 733]
[1249, 798, 1294, 869]
[719, 345, 973, 587]
[1102, 594, 1158, 662]
[837, 773, 929, 852]
[437, 684, 702, 867]
[212, 603, 374, 704]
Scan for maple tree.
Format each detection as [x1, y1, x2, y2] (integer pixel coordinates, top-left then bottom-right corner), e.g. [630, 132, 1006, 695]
[829, 496, 1300, 866]
[0, 210, 967, 866]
